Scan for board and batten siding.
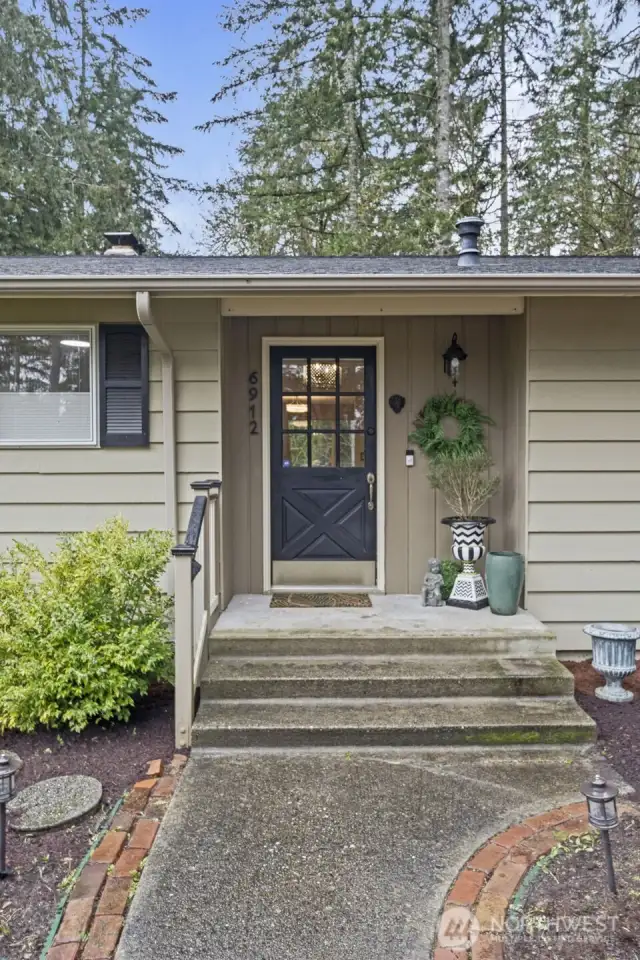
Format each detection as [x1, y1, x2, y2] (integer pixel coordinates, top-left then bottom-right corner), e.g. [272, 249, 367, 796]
[0, 298, 220, 554]
[527, 296, 640, 653]
[222, 314, 523, 596]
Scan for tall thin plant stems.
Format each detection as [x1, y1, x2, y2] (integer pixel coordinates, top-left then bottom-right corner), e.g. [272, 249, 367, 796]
[427, 451, 500, 518]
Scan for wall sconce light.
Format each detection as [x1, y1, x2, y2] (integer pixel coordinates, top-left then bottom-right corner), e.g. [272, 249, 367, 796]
[388, 395, 405, 414]
[442, 333, 467, 389]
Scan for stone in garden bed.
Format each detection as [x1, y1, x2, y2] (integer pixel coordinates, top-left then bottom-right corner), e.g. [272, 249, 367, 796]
[8, 774, 102, 833]
[503, 813, 640, 959]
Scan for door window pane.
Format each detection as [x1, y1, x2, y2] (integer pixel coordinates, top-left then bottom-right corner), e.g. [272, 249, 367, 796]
[339, 395, 365, 430]
[339, 358, 365, 392]
[311, 433, 336, 467]
[282, 359, 307, 393]
[282, 395, 308, 430]
[310, 360, 336, 392]
[310, 396, 336, 430]
[283, 433, 308, 468]
[339, 433, 365, 467]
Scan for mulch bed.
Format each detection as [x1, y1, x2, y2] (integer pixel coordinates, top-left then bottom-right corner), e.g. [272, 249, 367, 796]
[0, 685, 175, 960]
[563, 660, 640, 797]
[503, 814, 640, 959]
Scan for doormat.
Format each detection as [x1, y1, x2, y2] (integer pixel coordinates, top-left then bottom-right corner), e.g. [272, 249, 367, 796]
[270, 593, 372, 608]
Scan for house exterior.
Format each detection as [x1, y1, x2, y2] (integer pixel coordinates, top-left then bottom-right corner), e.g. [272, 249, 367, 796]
[1, 238, 639, 662]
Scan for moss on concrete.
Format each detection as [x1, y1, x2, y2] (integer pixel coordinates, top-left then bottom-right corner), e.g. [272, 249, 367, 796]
[465, 727, 594, 747]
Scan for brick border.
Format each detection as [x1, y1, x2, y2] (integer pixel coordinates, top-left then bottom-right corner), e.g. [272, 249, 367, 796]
[46, 753, 187, 960]
[433, 800, 638, 960]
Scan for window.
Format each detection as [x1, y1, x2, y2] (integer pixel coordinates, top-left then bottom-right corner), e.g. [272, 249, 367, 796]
[280, 355, 367, 468]
[0, 330, 95, 445]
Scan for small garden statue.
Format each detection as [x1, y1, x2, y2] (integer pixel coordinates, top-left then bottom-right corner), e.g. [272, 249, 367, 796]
[421, 559, 445, 607]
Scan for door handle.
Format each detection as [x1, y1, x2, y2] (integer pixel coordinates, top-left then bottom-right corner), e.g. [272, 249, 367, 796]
[366, 472, 375, 511]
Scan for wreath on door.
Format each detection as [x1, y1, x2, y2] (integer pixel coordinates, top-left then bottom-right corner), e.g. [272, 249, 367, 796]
[409, 394, 493, 459]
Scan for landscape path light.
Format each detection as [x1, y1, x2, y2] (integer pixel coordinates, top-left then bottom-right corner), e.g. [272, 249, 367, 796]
[0, 753, 20, 878]
[581, 773, 619, 896]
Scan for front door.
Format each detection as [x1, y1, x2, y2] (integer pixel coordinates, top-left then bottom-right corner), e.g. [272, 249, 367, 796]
[270, 346, 377, 587]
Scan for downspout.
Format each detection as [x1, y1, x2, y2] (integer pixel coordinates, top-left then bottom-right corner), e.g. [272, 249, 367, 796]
[135, 292, 178, 561]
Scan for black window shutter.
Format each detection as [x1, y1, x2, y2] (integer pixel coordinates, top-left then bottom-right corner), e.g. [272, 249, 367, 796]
[99, 324, 149, 447]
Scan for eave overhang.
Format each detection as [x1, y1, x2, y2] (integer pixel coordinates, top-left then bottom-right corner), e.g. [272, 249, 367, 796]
[0, 272, 640, 296]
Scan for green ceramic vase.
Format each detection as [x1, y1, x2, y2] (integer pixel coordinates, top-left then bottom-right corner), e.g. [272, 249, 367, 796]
[486, 551, 525, 616]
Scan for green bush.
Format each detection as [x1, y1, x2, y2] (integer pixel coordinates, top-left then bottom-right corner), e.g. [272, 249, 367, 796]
[0, 517, 174, 733]
[440, 559, 463, 600]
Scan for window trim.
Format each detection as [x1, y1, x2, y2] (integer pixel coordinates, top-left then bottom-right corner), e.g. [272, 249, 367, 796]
[0, 325, 98, 448]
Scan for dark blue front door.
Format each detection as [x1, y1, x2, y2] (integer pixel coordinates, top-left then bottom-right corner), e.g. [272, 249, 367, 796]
[271, 347, 377, 564]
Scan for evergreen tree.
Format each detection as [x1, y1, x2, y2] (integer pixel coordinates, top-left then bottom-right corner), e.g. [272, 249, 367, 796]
[513, 0, 640, 254]
[53, 1, 184, 253]
[202, 0, 428, 254]
[0, 1, 67, 253]
[0, 1, 183, 254]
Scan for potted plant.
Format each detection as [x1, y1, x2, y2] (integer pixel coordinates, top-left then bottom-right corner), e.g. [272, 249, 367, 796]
[427, 451, 500, 609]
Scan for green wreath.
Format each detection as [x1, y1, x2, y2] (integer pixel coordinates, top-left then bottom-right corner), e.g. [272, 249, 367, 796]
[409, 394, 493, 460]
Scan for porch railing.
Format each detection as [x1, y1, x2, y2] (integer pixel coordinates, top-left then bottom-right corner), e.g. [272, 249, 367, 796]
[171, 479, 222, 748]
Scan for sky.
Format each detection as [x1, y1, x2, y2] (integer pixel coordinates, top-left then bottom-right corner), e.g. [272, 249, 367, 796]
[127, 0, 248, 253]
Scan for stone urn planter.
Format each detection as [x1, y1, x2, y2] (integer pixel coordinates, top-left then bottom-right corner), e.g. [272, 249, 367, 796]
[486, 551, 525, 616]
[584, 622, 640, 702]
[441, 517, 495, 610]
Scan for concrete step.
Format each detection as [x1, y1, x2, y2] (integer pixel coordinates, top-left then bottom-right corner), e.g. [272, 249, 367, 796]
[192, 696, 595, 749]
[209, 632, 555, 659]
[201, 656, 574, 700]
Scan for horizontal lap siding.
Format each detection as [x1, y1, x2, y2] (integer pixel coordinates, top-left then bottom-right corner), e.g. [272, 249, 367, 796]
[153, 304, 221, 540]
[527, 296, 640, 652]
[0, 298, 220, 553]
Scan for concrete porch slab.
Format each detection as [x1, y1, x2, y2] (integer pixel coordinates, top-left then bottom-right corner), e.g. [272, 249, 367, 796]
[116, 748, 621, 960]
[213, 594, 552, 639]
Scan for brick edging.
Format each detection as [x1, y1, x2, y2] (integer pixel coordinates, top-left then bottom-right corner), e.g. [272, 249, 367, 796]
[46, 753, 188, 960]
[433, 799, 638, 960]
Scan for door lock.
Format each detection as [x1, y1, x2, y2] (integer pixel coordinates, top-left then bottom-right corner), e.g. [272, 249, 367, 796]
[366, 472, 376, 511]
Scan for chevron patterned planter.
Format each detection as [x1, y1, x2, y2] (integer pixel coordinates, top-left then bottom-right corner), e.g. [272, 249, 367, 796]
[441, 517, 495, 611]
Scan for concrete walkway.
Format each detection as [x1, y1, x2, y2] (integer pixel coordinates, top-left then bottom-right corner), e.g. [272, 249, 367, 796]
[116, 747, 617, 960]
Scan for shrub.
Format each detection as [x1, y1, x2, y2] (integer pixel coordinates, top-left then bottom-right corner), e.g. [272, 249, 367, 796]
[0, 517, 174, 733]
[427, 450, 501, 518]
[440, 559, 463, 600]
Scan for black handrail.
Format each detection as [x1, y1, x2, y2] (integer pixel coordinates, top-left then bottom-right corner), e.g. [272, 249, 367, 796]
[172, 480, 221, 582]
[172, 496, 207, 581]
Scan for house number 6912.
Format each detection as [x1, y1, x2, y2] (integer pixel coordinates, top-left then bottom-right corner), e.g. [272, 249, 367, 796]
[249, 371, 259, 435]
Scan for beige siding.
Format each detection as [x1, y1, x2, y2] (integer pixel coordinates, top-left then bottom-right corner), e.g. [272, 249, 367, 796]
[526, 296, 640, 652]
[222, 314, 523, 596]
[0, 298, 220, 552]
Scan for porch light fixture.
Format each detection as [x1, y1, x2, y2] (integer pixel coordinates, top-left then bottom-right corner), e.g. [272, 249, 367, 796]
[442, 333, 467, 389]
[0, 754, 19, 878]
[581, 774, 619, 895]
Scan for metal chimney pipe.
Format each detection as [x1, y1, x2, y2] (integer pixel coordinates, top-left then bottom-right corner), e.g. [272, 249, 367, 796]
[103, 232, 145, 256]
[456, 216, 485, 267]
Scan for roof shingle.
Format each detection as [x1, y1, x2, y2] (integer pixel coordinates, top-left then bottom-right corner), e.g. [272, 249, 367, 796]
[0, 254, 639, 278]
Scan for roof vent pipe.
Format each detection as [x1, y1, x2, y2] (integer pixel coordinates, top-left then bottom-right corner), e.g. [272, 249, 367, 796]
[456, 216, 484, 267]
[103, 232, 145, 256]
